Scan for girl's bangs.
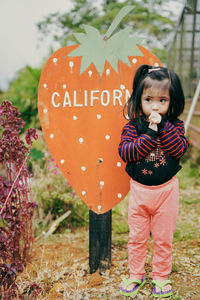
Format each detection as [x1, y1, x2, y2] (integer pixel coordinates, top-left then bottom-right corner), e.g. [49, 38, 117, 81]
[143, 77, 170, 91]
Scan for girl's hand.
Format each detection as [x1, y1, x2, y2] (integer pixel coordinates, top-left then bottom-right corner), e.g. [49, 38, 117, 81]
[148, 112, 161, 131]
[149, 123, 158, 131]
[148, 111, 162, 125]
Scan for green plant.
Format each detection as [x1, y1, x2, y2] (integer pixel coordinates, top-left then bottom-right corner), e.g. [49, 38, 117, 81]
[172, 291, 182, 300]
[30, 138, 89, 235]
[113, 222, 129, 234]
[178, 157, 200, 189]
[1, 66, 41, 131]
[174, 228, 192, 242]
[0, 100, 39, 298]
[172, 262, 179, 272]
[112, 238, 127, 246]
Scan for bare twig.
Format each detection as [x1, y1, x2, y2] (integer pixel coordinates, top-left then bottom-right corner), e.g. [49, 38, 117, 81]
[35, 210, 71, 241]
[0, 156, 28, 216]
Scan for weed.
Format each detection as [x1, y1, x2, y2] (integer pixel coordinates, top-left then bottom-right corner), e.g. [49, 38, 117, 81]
[172, 263, 179, 272]
[29, 136, 89, 235]
[112, 239, 127, 246]
[0, 100, 39, 298]
[178, 158, 200, 189]
[172, 291, 182, 299]
[119, 253, 128, 260]
[174, 229, 192, 242]
[113, 222, 129, 234]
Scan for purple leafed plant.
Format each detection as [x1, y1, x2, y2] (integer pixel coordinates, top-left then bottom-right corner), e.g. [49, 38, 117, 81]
[0, 100, 39, 299]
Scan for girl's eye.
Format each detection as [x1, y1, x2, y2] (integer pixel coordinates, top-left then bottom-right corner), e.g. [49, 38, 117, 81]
[145, 98, 151, 103]
[160, 98, 167, 103]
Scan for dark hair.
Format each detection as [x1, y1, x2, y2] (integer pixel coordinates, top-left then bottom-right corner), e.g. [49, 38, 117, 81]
[124, 64, 185, 126]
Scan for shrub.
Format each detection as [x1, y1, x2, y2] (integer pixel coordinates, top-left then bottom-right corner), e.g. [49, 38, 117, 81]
[30, 150, 89, 235]
[0, 100, 39, 299]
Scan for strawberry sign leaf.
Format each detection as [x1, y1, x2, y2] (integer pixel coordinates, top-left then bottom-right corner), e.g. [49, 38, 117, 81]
[69, 7, 144, 75]
[70, 25, 107, 75]
[38, 6, 162, 213]
[104, 5, 135, 39]
[107, 28, 144, 71]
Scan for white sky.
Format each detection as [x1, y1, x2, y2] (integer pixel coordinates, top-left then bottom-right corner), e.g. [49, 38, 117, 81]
[0, 0, 183, 91]
[0, 0, 75, 91]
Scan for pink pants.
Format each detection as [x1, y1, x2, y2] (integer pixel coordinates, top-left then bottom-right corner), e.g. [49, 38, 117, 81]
[128, 176, 179, 280]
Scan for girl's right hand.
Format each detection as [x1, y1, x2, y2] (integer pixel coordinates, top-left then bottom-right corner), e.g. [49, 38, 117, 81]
[148, 111, 161, 131]
[148, 111, 162, 125]
[149, 122, 158, 131]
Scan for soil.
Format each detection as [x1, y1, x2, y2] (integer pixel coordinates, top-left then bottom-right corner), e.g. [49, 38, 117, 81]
[16, 228, 200, 299]
[15, 184, 200, 299]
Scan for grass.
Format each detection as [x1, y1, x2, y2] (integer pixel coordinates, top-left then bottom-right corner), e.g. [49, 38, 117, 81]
[172, 292, 182, 300]
[112, 238, 127, 246]
[15, 157, 200, 299]
[112, 222, 129, 234]
[177, 158, 200, 189]
[172, 262, 179, 272]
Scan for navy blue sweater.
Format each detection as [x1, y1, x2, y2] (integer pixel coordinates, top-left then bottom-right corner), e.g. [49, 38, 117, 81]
[118, 118, 189, 185]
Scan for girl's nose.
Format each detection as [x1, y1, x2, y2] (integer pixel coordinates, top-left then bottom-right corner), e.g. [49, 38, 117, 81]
[152, 103, 159, 110]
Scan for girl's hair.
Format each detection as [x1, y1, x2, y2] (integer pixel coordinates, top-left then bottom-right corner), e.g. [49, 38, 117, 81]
[125, 64, 185, 125]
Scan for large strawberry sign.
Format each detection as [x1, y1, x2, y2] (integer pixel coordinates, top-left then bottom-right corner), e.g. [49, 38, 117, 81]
[38, 6, 162, 214]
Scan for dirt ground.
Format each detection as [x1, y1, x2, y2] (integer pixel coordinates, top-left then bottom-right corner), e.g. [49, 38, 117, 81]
[16, 187, 200, 299]
[16, 230, 200, 299]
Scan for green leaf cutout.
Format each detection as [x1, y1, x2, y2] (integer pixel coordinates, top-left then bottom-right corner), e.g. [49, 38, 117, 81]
[68, 6, 144, 75]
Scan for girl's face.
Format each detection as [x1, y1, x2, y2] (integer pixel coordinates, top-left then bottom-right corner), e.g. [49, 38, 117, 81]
[141, 78, 170, 118]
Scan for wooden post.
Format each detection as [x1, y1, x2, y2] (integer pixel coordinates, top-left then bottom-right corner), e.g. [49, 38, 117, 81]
[189, 0, 197, 96]
[89, 209, 112, 274]
[178, 13, 184, 80]
[185, 79, 200, 134]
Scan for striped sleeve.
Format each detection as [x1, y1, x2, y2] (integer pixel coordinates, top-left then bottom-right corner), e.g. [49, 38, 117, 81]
[118, 122, 158, 163]
[158, 119, 189, 159]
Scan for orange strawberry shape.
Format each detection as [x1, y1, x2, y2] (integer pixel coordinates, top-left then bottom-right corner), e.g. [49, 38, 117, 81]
[38, 6, 162, 214]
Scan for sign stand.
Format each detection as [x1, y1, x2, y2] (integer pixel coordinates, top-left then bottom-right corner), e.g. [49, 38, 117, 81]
[89, 209, 112, 274]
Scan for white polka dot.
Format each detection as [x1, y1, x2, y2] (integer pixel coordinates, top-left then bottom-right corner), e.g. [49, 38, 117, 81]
[126, 114, 130, 120]
[106, 69, 110, 75]
[105, 134, 110, 140]
[100, 181, 104, 186]
[117, 162, 121, 167]
[69, 61, 74, 67]
[132, 58, 137, 64]
[118, 193, 122, 199]
[63, 84, 67, 89]
[154, 62, 159, 67]
[120, 84, 125, 90]
[43, 83, 47, 88]
[43, 108, 48, 113]
[53, 58, 58, 63]
[79, 137, 84, 144]
[50, 134, 54, 139]
[60, 159, 65, 164]
[97, 205, 102, 211]
[81, 166, 86, 171]
[82, 190, 86, 196]
[73, 116, 78, 120]
[97, 114, 101, 119]
[88, 70, 92, 77]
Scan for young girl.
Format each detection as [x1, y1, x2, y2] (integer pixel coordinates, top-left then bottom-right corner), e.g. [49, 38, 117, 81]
[118, 64, 189, 298]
